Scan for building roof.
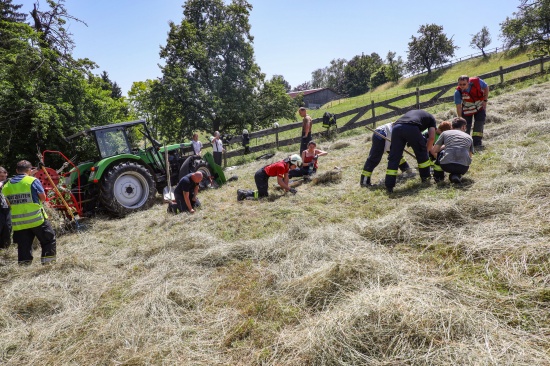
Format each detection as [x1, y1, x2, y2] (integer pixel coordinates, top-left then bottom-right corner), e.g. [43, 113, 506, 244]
[287, 88, 334, 98]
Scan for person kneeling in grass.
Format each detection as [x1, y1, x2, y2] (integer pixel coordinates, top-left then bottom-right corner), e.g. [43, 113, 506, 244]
[431, 117, 474, 184]
[237, 154, 302, 201]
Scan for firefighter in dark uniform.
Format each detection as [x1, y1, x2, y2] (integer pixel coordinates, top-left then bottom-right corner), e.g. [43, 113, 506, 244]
[2, 160, 56, 264]
[385, 110, 436, 193]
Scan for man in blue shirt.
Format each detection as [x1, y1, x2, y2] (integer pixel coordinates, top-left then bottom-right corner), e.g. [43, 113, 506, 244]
[2, 160, 56, 264]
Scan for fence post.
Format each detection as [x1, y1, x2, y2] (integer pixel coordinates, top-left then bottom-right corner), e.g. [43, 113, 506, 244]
[223, 151, 227, 168]
[416, 88, 420, 109]
[274, 124, 279, 149]
[541, 56, 545, 74]
[499, 66, 504, 84]
[371, 100, 375, 120]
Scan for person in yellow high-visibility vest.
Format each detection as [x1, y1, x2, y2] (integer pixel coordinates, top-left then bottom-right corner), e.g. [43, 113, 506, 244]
[2, 160, 56, 265]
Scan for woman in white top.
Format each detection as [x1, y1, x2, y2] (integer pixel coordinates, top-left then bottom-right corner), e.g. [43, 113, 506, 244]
[212, 131, 224, 166]
[191, 133, 203, 155]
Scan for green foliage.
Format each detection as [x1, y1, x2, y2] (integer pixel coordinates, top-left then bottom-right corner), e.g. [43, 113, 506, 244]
[343, 53, 383, 97]
[370, 65, 388, 89]
[0, 1, 129, 167]
[156, 0, 294, 139]
[406, 24, 458, 74]
[470, 26, 492, 57]
[501, 0, 550, 56]
[311, 58, 347, 95]
[385, 51, 405, 83]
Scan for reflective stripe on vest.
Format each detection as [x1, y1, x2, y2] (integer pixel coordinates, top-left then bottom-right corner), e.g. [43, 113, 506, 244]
[3, 176, 45, 231]
[418, 160, 431, 169]
[457, 77, 485, 116]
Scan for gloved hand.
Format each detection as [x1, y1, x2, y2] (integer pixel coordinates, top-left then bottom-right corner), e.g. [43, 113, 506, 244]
[289, 188, 297, 194]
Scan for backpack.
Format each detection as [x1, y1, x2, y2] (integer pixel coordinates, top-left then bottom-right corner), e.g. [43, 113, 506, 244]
[322, 112, 337, 128]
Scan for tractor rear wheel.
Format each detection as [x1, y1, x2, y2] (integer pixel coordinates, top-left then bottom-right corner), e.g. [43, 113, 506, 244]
[193, 161, 214, 189]
[100, 162, 156, 216]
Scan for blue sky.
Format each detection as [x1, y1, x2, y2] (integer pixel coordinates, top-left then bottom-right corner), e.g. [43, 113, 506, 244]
[17, 1, 520, 95]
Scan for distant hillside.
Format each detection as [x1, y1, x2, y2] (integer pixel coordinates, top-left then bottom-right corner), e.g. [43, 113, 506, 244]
[1, 81, 550, 365]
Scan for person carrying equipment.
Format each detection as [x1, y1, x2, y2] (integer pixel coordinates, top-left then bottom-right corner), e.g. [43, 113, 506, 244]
[360, 122, 414, 187]
[237, 154, 302, 200]
[431, 117, 474, 184]
[289, 141, 327, 179]
[385, 110, 436, 193]
[2, 160, 56, 265]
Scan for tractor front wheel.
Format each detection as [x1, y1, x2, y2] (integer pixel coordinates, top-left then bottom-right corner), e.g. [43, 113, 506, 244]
[100, 162, 156, 216]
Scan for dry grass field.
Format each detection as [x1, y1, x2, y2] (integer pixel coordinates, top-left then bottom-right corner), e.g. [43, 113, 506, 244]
[1, 82, 550, 365]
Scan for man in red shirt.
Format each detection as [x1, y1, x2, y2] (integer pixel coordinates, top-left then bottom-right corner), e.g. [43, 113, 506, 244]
[237, 154, 302, 200]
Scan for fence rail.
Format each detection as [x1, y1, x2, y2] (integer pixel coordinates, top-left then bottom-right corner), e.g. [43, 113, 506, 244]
[219, 55, 550, 165]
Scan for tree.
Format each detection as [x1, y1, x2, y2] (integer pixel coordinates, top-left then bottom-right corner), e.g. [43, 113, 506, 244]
[325, 58, 347, 95]
[0, 0, 128, 167]
[384, 51, 405, 83]
[343, 52, 384, 96]
[158, 0, 293, 137]
[470, 26, 492, 57]
[500, 0, 550, 56]
[406, 24, 458, 74]
[370, 65, 388, 89]
[292, 81, 311, 92]
[0, 0, 26, 22]
[311, 67, 327, 88]
[272, 74, 291, 92]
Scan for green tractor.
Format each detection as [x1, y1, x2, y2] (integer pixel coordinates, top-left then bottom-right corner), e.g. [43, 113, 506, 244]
[39, 120, 225, 217]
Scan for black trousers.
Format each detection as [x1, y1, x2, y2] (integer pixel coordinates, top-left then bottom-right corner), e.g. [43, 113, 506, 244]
[363, 133, 410, 173]
[213, 151, 223, 166]
[463, 108, 485, 146]
[300, 134, 312, 154]
[13, 220, 56, 264]
[254, 168, 270, 198]
[174, 192, 200, 213]
[0, 209, 11, 249]
[385, 123, 431, 189]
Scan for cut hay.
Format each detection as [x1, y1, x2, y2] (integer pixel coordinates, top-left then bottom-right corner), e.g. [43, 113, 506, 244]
[311, 169, 342, 185]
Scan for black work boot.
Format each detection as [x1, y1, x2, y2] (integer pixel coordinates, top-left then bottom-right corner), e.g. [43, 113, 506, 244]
[237, 189, 247, 201]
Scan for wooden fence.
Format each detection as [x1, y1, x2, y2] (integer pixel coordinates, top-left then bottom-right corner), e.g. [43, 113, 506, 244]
[215, 55, 550, 165]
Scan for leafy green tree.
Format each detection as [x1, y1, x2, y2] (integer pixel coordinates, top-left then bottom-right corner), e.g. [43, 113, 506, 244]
[311, 67, 327, 88]
[384, 51, 405, 83]
[158, 0, 292, 137]
[325, 58, 347, 95]
[272, 74, 291, 92]
[406, 24, 457, 74]
[0, 0, 128, 167]
[254, 75, 295, 129]
[343, 53, 383, 96]
[470, 26, 492, 57]
[500, 0, 550, 56]
[0, 0, 26, 22]
[370, 65, 388, 89]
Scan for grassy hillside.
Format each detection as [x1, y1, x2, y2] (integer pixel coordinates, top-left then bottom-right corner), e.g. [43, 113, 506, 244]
[232, 49, 544, 164]
[1, 82, 550, 365]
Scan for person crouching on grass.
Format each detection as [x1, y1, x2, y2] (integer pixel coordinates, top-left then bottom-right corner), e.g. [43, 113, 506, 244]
[289, 141, 328, 179]
[168, 171, 203, 214]
[237, 154, 302, 201]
